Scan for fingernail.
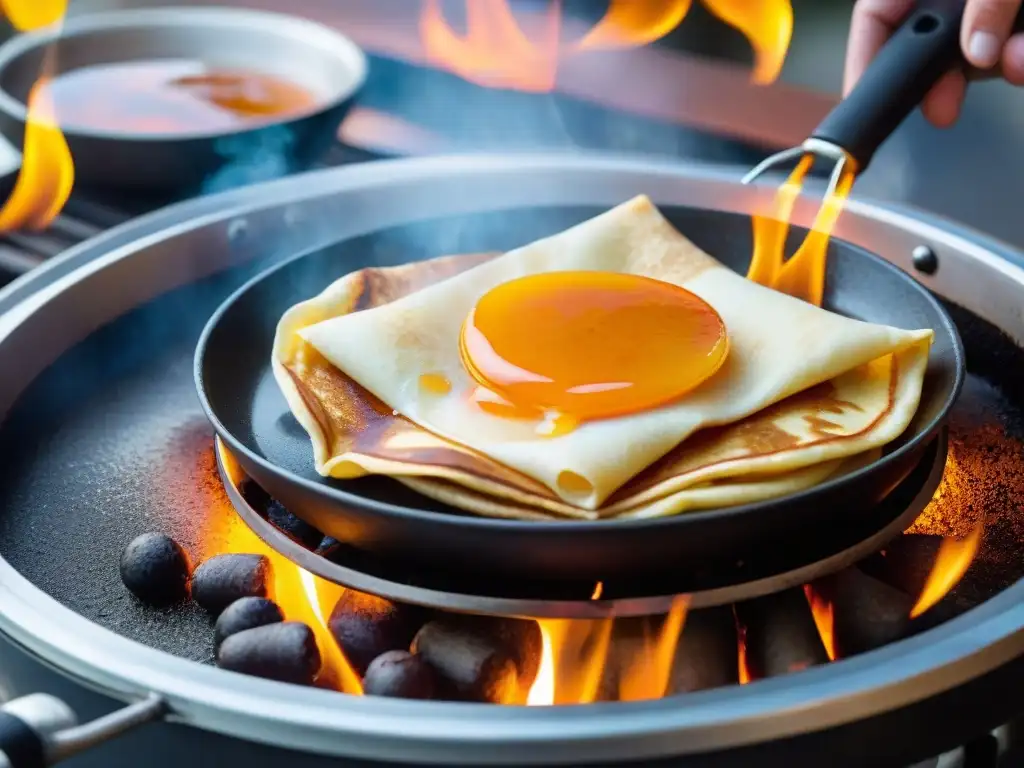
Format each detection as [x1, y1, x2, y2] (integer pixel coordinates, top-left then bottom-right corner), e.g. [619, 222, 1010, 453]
[968, 31, 1001, 68]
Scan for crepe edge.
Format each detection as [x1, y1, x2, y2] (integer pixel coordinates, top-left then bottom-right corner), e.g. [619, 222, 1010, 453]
[271, 271, 367, 477]
[598, 338, 932, 515]
[400, 456, 848, 523]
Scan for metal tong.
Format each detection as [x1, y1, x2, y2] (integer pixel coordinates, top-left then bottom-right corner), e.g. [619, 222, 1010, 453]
[743, 0, 1024, 201]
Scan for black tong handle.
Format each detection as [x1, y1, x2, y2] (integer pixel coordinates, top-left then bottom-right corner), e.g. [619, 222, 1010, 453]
[811, 0, 1024, 171]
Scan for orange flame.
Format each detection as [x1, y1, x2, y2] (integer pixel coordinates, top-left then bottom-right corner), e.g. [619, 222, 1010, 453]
[527, 617, 611, 705]
[527, 598, 688, 705]
[590, 582, 603, 600]
[910, 520, 984, 619]
[420, 0, 562, 92]
[613, 598, 688, 702]
[576, 0, 692, 51]
[701, 0, 793, 84]
[736, 622, 752, 684]
[0, 0, 66, 31]
[0, 81, 73, 232]
[212, 443, 363, 694]
[419, 0, 793, 93]
[748, 157, 856, 306]
[803, 583, 836, 661]
[0, 0, 74, 232]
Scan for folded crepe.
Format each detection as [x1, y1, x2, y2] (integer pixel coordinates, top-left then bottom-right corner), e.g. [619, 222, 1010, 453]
[272, 196, 932, 519]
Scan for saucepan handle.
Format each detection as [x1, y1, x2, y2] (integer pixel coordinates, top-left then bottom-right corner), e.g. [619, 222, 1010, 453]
[810, 0, 1024, 172]
[0, 693, 164, 767]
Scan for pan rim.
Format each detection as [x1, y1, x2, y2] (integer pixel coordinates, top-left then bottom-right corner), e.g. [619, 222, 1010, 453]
[194, 203, 965, 534]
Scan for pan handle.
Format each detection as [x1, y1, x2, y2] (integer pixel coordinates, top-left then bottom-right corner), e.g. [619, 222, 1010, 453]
[0, 693, 164, 767]
[810, 0, 1024, 172]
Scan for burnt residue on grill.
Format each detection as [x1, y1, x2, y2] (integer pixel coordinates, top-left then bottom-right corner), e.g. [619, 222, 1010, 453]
[905, 303, 1024, 610]
[0, 269, 276, 663]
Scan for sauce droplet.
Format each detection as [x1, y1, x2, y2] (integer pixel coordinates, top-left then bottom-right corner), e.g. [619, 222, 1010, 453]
[419, 373, 452, 396]
[460, 271, 728, 424]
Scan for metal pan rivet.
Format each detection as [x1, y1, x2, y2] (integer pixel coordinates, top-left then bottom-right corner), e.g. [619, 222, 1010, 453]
[912, 245, 938, 275]
[227, 219, 250, 244]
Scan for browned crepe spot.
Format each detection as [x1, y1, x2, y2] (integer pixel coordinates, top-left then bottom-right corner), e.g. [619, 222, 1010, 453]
[606, 372, 893, 504]
[287, 360, 556, 498]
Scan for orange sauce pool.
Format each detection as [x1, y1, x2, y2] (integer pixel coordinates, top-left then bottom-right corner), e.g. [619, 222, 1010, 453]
[460, 271, 729, 424]
[46, 59, 318, 133]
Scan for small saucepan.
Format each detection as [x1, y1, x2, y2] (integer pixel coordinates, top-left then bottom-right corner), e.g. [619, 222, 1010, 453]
[0, 7, 367, 193]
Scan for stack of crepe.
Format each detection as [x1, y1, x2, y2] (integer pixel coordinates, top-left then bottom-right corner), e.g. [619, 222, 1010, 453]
[272, 196, 933, 521]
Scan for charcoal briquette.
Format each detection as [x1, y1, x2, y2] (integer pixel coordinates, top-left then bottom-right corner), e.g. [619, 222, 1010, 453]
[431, 615, 541, 700]
[412, 619, 519, 704]
[328, 591, 429, 675]
[476, 616, 542, 690]
[860, 535, 944, 597]
[119, 532, 190, 606]
[266, 501, 323, 549]
[363, 650, 436, 700]
[735, 587, 829, 679]
[214, 597, 284, 648]
[670, 606, 739, 694]
[192, 554, 271, 615]
[596, 610, 733, 702]
[829, 567, 913, 657]
[217, 622, 320, 685]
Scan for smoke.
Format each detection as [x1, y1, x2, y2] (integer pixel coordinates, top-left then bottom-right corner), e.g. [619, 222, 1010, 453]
[200, 124, 299, 197]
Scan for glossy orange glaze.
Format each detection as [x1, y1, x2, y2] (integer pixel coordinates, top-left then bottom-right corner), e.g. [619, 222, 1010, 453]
[460, 271, 728, 423]
[47, 59, 316, 133]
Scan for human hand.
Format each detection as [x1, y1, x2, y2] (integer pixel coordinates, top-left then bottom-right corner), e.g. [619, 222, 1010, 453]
[844, 0, 1024, 127]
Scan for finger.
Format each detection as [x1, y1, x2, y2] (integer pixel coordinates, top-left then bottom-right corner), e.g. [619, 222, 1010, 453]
[962, 0, 1024, 69]
[921, 69, 968, 128]
[844, 0, 917, 95]
[1001, 31, 1024, 83]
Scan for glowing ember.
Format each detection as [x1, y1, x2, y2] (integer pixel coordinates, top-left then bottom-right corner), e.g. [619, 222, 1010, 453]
[420, 0, 793, 93]
[803, 583, 836, 661]
[212, 443, 362, 694]
[748, 157, 856, 306]
[910, 520, 985, 619]
[736, 622, 751, 684]
[0, 1, 74, 231]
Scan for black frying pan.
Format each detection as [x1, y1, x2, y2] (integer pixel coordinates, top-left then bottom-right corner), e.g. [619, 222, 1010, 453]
[195, 203, 963, 584]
